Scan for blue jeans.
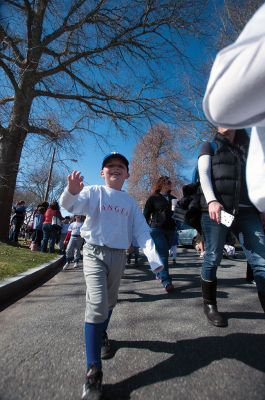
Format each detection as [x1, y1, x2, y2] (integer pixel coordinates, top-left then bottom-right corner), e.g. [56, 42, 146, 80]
[32, 229, 43, 247]
[150, 228, 175, 287]
[201, 208, 265, 292]
[41, 224, 57, 253]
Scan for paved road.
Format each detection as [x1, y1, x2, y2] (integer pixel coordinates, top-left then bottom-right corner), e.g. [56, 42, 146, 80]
[1, 248, 264, 400]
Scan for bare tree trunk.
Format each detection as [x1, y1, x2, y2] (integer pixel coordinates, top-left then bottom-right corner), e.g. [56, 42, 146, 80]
[0, 128, 26, 241]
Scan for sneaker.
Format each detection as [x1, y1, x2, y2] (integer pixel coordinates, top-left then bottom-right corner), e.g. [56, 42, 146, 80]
[101, 331, 112, 359]
[62, 261, 70, 271]
[246, 278, 256, 285]
[82, 365, 103, 400]
[73, 261, 78, 269]
[165, 283, 174, 293]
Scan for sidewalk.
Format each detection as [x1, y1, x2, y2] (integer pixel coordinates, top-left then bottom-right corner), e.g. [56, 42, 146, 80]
[0, 248, 264, 400]
[0, 255, 64, 309]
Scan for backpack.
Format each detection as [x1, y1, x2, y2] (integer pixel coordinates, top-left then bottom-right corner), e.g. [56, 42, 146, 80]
[173, 141, 217, 233]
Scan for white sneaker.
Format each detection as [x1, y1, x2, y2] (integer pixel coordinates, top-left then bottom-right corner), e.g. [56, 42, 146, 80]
[63, 262, 70, 271]
[73, 262, 78, 269]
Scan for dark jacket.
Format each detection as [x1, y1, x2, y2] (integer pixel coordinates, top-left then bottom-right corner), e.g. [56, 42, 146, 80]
[11, 205, 26, 223]
[200, 130, 252, 214]
[144, 192, 176, 230]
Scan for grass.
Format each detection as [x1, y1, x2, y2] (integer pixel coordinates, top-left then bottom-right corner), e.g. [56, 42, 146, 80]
[0, 241, 60, 281]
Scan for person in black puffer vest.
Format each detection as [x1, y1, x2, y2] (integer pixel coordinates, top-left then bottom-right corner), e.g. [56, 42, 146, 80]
[198, 127, 265, 327]
[144, 176, 177, 293]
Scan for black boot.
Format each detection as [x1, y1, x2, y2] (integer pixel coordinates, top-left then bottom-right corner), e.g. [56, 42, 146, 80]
[246, 262, 255, 284]
[258, 291, 265, 312]
[201, 279, 227, 327]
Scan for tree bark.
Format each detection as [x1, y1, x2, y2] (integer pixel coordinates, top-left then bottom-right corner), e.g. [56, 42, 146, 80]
[0, 127, 27, 241]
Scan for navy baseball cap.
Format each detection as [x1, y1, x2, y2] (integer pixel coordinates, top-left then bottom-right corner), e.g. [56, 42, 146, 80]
[102, 152, 129, 171]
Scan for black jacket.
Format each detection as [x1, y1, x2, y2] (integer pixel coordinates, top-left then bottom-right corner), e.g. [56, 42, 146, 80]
[200, 130, 252, 214]
[143, 192, 176, 230]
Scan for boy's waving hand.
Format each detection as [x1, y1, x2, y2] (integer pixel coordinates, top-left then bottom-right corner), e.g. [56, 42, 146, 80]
[68, 170, 84, 195]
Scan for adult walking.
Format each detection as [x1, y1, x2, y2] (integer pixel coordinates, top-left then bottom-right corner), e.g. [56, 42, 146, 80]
[9, 200, 26, 243]
[63, 215, 84, 270]
[144, 176, 177, 292]
[41, 201, 62, 253]
[198, 127, 265, 327]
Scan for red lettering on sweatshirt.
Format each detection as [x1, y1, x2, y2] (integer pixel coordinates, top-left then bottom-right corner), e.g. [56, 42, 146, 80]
[101, 204, 129, 217]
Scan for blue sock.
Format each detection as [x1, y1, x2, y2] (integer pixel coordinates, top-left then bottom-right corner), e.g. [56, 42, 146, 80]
[84, 322, 104, 370]
[102, 310, 113, 333]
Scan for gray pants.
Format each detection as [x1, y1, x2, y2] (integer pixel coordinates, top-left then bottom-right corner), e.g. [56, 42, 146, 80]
[65, 235, 83, 262]
[83, 243, 126, 323]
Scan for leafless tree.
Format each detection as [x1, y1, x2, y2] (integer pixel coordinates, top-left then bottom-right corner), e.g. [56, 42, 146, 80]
[0, 0, 209, 240]
[12, 166, 67, 232]
[128, 124, 184, 207]
[177, 0, 264, 150]
[16, 167, 67, 204]
[216, 0, 264, 49]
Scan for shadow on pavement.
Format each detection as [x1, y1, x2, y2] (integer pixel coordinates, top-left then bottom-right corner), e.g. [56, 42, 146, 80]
[104, 333, 265, 399]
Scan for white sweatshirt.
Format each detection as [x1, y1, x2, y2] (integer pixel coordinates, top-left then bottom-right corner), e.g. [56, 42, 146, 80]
[59, 185, 163, 272]
[203, 4, 265, 212]
[68, 221, 83, 236]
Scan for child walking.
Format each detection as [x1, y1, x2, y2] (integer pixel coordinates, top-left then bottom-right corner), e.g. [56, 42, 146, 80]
[63, 215, 84, 270]
[59, 152, 163, 400]
[59, 216, 71, 254]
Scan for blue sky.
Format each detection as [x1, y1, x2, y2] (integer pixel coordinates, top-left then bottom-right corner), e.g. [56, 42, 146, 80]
[60, 113, 202, 192]
[71, 128, 141, 187]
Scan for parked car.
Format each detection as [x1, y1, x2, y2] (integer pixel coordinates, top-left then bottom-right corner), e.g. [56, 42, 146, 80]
[177, 222, 197, 247]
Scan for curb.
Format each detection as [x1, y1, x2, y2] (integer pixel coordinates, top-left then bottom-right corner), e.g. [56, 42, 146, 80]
[0, 256, 64, 306]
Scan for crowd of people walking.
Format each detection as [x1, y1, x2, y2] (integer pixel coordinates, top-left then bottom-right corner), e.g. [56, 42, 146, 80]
[9, 199, 85, 266]
[6, 3, 265, 399]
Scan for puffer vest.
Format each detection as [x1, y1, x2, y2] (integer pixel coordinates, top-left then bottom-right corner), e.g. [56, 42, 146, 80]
[200, 131, 252, 214]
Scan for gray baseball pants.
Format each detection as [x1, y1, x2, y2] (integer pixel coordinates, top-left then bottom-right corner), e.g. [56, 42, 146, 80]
[83, 243, 126, 323]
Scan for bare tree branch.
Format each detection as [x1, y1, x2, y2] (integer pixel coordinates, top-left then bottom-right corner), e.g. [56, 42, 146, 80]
[0, 59, 19, 90]
[0, 96, 14, 105]
[3, 0, 25, 10]
[128, 124, 184, 205]
[0, 25, 24, 64]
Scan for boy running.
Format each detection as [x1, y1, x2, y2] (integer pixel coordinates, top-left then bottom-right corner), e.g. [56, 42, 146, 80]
[59, 152, 163, 400]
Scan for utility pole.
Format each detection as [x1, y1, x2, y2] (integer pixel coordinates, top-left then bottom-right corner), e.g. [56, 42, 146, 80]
[44, 146, 56, 202]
